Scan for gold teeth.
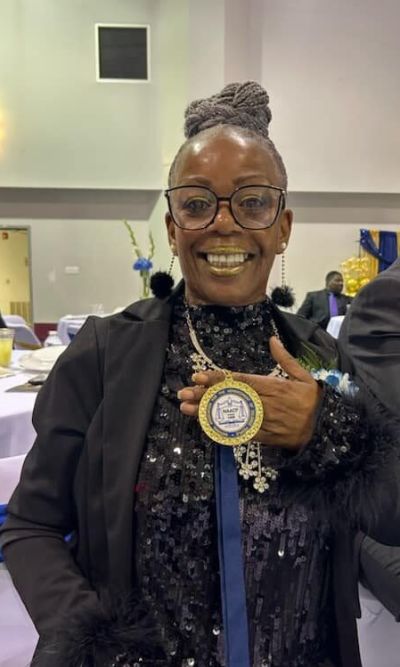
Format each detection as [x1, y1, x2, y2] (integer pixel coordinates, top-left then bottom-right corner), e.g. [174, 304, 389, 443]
[206, 253, 248, 267]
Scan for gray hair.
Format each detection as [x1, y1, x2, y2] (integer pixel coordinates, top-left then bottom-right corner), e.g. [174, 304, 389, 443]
[168, 81, 288, 189]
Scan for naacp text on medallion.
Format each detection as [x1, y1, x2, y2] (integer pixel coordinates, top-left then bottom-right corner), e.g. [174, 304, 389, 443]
[199, 379, 264, 446]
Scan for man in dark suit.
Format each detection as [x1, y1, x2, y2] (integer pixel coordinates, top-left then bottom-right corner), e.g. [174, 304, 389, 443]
[297, 271, 353, 329]
[0, 311, 7, 329]
[339, 257, 400, 663]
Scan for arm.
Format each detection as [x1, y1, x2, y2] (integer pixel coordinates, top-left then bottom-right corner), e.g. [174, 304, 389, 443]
[0, 317, 104, 635]
[296, 292, 313, 319]
[338, 273, 400, 418]
[280, 385, 400, 546]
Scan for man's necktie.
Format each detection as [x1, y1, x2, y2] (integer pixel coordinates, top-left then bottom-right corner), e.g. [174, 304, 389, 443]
[329, 292, 339, 317]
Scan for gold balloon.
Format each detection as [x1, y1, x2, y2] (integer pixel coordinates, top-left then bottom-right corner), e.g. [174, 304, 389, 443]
[346, 278, 359, 293]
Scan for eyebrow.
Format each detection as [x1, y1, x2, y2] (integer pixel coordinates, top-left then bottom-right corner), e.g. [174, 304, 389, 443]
[178, 174, 272, 187]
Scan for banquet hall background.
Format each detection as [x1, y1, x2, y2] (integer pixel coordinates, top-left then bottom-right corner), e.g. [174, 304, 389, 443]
[1, 3, 400, 667]
[0, 0, 399, 334]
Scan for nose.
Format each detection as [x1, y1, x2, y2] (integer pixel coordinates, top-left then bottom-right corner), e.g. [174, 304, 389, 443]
[212, 201, 240, 234]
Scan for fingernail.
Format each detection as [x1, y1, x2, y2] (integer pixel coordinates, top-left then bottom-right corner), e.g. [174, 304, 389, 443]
[192, 372, 208, 383]
[273, 337, 284, 346]
[177, 389, 194, 400]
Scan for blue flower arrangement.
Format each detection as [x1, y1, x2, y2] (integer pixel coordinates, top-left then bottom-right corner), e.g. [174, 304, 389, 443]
[123, 221, 155, 299]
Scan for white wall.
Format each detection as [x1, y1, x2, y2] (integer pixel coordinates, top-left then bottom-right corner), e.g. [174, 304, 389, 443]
[261, 0, 400, 192]
[0, 217, 153, 321]
[1, 0, 400, 322]
[0, 0, 162, 189]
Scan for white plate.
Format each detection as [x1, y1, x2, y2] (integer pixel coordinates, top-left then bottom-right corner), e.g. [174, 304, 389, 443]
[0, 366, 16, 378]
[19, 346, 67, 372]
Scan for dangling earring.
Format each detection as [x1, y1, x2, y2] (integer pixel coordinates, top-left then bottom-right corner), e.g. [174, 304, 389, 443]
[168, 248, 176, 276]
[270, 242, 295, 307]
[150, 246, 176, 299]
[281, 242, 287, 287]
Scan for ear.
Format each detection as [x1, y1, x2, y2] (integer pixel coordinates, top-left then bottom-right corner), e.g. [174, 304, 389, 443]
[165, 212, 177, 251]
[276, 208, 293, 253]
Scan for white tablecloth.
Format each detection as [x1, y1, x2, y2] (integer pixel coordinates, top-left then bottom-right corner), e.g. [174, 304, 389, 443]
[357, 584, 400, 667]
[326, 315, 345, 339]
[0, 564, 38, 666]
[0, 352, 37, 458]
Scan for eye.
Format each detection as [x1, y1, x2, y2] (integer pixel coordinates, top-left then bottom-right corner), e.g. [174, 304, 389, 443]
[183, 196, 213, 215]
[238, 195, 270, 209]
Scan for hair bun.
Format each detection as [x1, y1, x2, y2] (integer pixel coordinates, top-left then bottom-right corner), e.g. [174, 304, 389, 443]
[184, 81, 272, 140]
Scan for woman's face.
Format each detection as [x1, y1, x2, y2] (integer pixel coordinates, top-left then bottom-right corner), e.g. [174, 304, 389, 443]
[166, 128, 293, 306]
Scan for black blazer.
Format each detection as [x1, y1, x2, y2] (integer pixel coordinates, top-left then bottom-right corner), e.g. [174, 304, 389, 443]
[297, 289, 352, 329]
[339, 258, 400, 418]
[339, 258, 400, 619]
[1, 287, 399, 667]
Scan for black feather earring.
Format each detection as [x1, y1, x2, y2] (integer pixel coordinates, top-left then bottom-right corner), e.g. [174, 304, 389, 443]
[271, 242, 295, 307]
[150, 247, 176, 299]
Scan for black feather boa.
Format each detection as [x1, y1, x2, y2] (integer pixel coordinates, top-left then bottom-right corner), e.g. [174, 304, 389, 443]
[32, 593, 171, 667]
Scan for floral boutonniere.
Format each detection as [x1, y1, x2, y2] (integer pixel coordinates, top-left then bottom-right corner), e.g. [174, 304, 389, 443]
[297, 341, 357, 396]
[123, 220, 155, 299]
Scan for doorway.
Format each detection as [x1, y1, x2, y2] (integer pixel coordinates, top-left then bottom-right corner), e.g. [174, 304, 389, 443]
[0, 226, 33, 323]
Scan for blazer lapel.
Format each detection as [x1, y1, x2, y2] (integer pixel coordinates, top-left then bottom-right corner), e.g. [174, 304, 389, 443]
[102, 300, 171, 591]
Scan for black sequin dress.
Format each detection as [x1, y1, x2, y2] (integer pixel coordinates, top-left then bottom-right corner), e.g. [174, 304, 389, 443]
[134, 296, 338, 667]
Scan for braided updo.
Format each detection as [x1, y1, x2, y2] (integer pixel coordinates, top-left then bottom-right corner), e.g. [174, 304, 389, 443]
[184, 81, 271, 140]
[168, 81, 287, 189]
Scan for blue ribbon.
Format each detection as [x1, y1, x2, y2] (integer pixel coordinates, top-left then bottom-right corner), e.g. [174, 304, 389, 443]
[215, 446, 250, 667]
[0, 503, 7, 562]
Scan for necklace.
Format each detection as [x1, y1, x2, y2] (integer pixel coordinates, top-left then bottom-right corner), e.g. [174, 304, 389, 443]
[185, 308, 280, 493]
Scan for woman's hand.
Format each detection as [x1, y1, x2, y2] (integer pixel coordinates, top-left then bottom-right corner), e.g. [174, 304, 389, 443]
[177, 337, 322, 450]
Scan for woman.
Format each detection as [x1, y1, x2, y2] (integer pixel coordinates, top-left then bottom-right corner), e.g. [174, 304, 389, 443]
[1, 82, 399, 667]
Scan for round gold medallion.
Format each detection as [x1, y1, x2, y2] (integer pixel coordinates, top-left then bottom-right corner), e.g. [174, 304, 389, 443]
[198, 376, 264, 446]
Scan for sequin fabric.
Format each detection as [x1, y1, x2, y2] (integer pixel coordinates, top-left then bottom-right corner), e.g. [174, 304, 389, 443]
[134, 296, 341, 667]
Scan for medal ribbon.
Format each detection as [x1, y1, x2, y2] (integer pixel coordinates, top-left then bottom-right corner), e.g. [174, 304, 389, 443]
[215, 445, 250, 667]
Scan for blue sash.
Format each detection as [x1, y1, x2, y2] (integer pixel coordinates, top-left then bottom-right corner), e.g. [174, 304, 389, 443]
[215, 446, 250, 666]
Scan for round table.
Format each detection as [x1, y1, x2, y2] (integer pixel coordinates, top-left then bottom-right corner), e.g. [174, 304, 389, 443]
[0, 352, 38, 458]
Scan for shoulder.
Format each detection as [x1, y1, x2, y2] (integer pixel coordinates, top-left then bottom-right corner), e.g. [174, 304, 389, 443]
[274, 309, 337, 364]
[355, 267, 399, 306]
[49, 297, 173, 379]
[85, 295, 174, 343]
[307, 289, 326, 300]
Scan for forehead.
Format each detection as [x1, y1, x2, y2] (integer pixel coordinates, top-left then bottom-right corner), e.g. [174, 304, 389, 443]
[174, 128, 279, 185]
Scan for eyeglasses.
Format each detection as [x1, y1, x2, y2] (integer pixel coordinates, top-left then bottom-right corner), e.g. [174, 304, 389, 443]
[164, 184, 286, 231]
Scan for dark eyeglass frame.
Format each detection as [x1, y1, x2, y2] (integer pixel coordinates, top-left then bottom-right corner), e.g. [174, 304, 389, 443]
[164, 184, 287, 230]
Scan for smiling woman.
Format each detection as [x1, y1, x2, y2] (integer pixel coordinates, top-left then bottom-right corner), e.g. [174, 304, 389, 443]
[1, 82, 400, 667]
[164, 129, 290, 307]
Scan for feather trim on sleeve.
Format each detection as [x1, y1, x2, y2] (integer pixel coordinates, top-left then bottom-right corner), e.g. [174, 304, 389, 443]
[32, 592, 173, 667]
[279, 386, 400, 536]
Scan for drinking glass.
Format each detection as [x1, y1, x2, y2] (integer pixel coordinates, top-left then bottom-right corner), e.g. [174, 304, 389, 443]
[0, 328, 15, 367]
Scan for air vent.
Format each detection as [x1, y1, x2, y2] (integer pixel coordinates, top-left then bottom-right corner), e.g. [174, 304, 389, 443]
[95, 24, 150, 82]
